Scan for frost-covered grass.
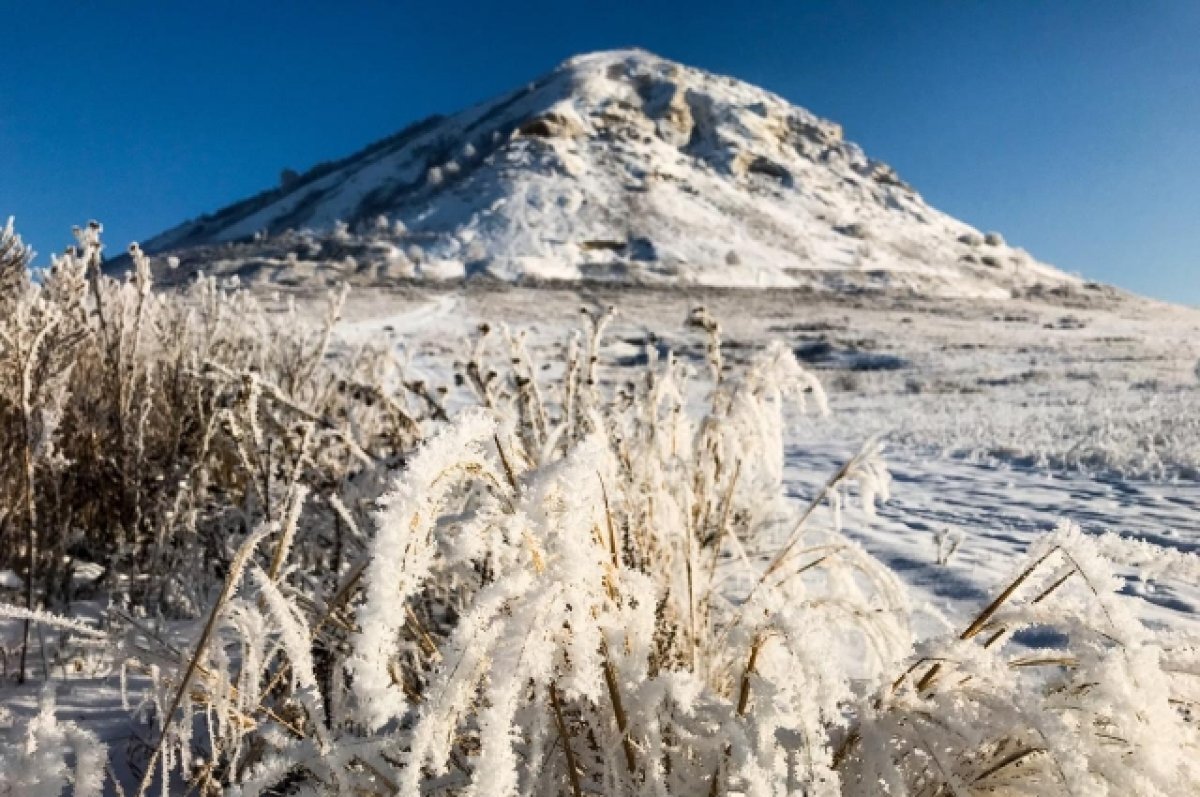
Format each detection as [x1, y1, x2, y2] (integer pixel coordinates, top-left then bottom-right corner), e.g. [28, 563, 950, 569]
[2, 221, 1199, 795]
[849, 383, 1200, 481]
[333, 283, 1200, 482]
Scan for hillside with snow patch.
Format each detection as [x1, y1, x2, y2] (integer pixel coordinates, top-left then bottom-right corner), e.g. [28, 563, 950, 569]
[141, 49, 1074, 298]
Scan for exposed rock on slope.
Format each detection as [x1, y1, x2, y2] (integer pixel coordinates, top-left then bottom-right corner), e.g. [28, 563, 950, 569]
[139, 49, 1074, 298]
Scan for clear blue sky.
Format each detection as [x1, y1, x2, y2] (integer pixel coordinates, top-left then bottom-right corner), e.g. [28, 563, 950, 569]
[2, 1, 1197, 303]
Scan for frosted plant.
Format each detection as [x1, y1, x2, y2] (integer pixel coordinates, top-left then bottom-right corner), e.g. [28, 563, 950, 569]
[0, 220, 88, 680]
[1, 220, 1197, 796]
[0, 217, 33, 299]
[348, 409, 502, 731]
[838, 521, 1200, 795]
[0, 217, 441, 673]
[188, 312, 910, 795]
[933, 525, 965, 565]
[0, 686, 106, 796]
[106, 306, 905, 795]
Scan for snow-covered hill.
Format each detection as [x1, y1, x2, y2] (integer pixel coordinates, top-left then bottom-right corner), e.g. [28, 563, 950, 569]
[142, 49, 1074, 298]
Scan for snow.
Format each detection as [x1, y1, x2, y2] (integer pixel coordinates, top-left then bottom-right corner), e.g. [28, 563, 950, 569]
[140, 49, 1076, 298]
[332, 283, 1200, 641]
[3, 282, 1198, 793]
[13, 46, 1199, 795]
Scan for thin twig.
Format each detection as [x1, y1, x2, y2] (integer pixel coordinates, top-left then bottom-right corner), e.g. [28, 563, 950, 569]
[549, 682, 583, 797]
[134, 524, 272, 797]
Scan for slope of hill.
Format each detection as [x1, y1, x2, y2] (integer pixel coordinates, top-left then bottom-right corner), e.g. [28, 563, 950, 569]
[141, 49, 1074, 298]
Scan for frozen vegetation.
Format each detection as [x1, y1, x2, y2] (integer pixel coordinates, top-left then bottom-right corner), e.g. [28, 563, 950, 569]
[2, 40, 1197, 797]
[1, 218, 1199, 796]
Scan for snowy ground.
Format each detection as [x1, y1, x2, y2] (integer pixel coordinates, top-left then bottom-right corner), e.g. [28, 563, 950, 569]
[3, 283, 1198, 788]
[335, 283, 1200, 636]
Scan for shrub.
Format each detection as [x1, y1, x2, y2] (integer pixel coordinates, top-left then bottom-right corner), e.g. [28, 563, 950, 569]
[0, 220, 1197, 796]
[113, 313, 1197, 796]
[0, 219, 439, 678]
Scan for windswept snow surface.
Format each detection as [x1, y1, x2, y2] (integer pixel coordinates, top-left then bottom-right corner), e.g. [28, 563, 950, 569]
[140, 49, 1073, 298]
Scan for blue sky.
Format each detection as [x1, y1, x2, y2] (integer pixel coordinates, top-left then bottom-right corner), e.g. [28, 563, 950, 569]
[2, 1, 1197, 303]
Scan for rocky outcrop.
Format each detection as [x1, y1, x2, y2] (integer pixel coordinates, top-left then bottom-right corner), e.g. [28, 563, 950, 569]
[515, 105, 587, 140]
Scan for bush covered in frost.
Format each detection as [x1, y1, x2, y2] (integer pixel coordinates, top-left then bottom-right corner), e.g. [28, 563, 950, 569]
[0, 220, 1198, 796]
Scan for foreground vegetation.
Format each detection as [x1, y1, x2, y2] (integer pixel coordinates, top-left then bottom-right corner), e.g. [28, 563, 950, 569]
[1, 220, 1198, 796]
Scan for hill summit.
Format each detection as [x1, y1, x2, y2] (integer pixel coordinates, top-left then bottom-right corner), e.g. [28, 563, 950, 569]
[143, 49, 1072, 297]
